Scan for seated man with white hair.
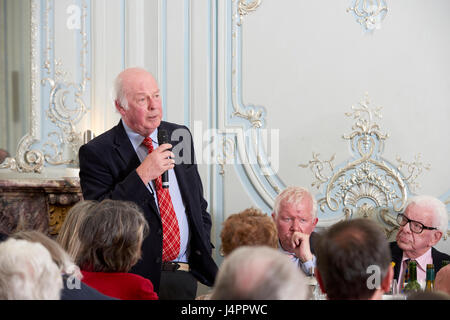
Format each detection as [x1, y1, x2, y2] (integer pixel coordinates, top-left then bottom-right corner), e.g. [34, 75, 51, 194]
[0, 238, 63, 300]
[271, 186, 319, 276]
[390, 195, 450, 292]
[210, 246, 308, 300]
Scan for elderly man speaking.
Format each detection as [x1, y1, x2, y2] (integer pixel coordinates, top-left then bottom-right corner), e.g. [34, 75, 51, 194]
[79, 68, 217, 300]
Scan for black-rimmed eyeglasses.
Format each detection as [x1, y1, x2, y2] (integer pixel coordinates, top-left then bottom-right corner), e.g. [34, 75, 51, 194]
[396, 213, 437, 234]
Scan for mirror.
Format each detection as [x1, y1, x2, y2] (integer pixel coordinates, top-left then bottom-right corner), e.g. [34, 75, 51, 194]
[0, 0, 31, 165]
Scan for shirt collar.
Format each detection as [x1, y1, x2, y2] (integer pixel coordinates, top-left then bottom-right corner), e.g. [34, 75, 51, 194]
[122, 121, 159, 150]
[402, 248, 432, 271]
[278, 240, 296, 257]
[149, 128, 159, 145]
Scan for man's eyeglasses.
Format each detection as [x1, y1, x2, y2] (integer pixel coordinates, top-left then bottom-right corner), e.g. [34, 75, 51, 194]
[396, 213, 437, 234]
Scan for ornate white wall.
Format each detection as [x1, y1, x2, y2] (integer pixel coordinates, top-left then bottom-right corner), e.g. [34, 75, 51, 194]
[1, 0, 449, 258]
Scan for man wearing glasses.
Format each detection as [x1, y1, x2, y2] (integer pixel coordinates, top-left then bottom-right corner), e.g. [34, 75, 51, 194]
[390, 195, 450, 291]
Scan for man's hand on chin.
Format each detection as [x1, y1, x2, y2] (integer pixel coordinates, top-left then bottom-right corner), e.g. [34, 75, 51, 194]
[291, 232, 313, 263]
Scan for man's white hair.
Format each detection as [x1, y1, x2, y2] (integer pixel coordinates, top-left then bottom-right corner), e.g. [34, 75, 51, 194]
[210, 246, 308, 300]
[113, 74, 129, 110]
[406, 195, 448, 233]
[113, 67, 152, 111]
[273, 186, 317, 219]
[0, 238, 63, 300]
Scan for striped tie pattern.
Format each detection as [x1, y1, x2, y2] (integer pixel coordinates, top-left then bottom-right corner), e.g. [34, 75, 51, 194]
[142, 137, 180, 262]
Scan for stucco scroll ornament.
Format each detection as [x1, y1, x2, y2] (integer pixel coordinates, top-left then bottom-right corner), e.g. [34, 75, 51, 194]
[347, 0, 388, 31]
[396, 154, 431, 194]
[232, 0, 264, 129]
[217, 138, 236, 176]
[41, 62, 87, 166]
[0, 0, 44, 173]
[0, 138, 45, 173]
[300, 94, 427, 238]
[237, 0, 262, 26]
[41, 2, 90, 166]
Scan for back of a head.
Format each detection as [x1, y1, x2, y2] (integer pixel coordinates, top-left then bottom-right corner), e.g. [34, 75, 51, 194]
[210, 246, 308, 300]
[407, 290, 450, 300]
[316, 218, 391, 300]
[0, 238, 62, 300]
[12, 230, 80, 278]
[77, 199, 149, 272]
[435, 264, 450, 296]
[57, 200, 98, 262]
[220, 208, 278, 256]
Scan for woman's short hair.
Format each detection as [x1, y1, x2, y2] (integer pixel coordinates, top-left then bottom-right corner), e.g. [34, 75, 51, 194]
[77, 199, 149, 273]
[56, 200, 98, 262]
[220, 208, 278, 256]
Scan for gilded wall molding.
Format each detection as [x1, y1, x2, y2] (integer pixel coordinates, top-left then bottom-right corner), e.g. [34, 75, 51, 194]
[222, 0, 283, 210]
[0, 0, 44, 173]
[396, 154, 431, 194]
[41, 0, 90, 167]
[217, 138, 236, 176]
[218, 1, 450, 230]
[299, 93, 435, 237]
[347, 0, 388, 31]
[237, 0, 262, 27]
[1, 0, 90, 173]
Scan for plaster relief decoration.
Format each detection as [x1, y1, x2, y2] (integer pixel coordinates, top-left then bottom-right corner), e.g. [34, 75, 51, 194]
[217, 137, 236, 176]
[237, 0, 262, 26]
[300, 93, 431, 238]
[226, 0, 283, 209]
[41, 0, 90, 168]
[0, 0, 90, 173]
[0, 0, 43, 173]
[347, 0, 388, 31]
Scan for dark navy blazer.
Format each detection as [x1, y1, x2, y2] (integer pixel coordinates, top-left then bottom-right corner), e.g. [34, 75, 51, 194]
[389, 241, 450, 280]
[78, 121, 218, 292]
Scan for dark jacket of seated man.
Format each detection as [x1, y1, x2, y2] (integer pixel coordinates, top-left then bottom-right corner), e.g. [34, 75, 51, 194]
[390, 242, 450, 281]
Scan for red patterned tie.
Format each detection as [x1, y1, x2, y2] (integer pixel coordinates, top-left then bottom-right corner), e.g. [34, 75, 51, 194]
[142, 137, 180, 262]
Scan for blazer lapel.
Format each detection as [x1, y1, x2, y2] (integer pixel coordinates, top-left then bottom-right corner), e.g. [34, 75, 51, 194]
[160, 121, 193, 217]
[113, 121, 160, 219]
[390, 242, 403, 280]
[113, 121, 140, 167]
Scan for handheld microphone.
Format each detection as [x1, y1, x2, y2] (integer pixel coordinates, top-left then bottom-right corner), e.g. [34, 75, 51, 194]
[157, 129, 170, 189]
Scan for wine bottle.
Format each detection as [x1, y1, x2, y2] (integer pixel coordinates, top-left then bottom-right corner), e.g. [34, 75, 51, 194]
[404, 260, 421, 294]
[425, 264, 435, 292]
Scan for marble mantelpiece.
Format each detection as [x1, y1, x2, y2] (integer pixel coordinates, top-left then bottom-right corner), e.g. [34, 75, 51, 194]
[0, 176, 82, 236]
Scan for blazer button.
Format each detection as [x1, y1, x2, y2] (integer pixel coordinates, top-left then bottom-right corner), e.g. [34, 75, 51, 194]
[155, 257, 161, 264]
[195, 250, 202, 256]
[158, 228, 162, 236]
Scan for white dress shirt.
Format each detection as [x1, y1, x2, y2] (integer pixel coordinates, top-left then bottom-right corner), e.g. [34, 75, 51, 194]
[278, 241, 316, 276]
[123, 122, 190, 263]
